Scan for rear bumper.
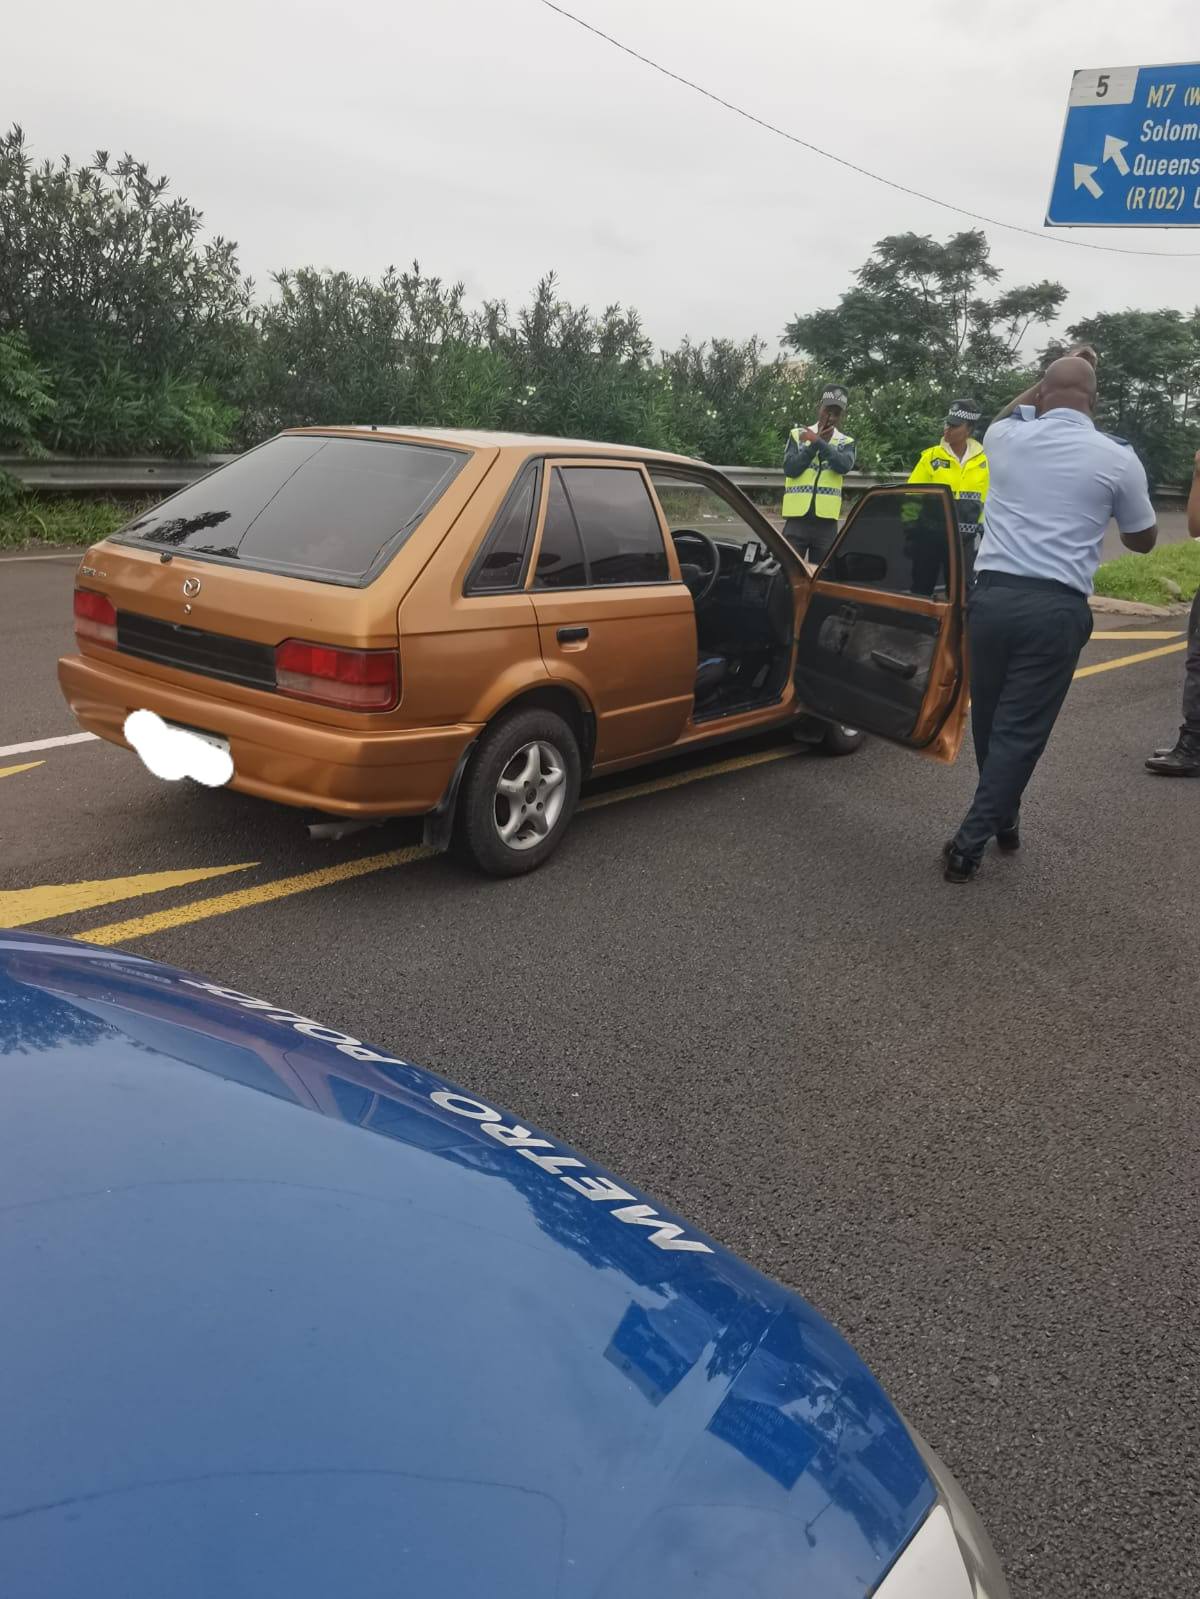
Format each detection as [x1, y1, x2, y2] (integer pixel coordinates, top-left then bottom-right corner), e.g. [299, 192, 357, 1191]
[58, 652, 478, 817]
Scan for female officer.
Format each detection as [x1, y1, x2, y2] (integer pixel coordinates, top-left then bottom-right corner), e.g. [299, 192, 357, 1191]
[908, 399, 989, 565]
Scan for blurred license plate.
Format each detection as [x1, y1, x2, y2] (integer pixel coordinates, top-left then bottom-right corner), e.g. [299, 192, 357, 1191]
[164, 722, 230, 756]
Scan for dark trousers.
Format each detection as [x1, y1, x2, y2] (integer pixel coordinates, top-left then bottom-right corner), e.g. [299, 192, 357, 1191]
[954, 572, 1093, 861]
[1181, 588, 1200, 737]
[783, 511, 838, 565]
[911, 525, 980, 598]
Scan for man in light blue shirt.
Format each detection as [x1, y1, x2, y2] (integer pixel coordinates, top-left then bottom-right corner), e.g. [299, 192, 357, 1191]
[944, 351, 1157, 883]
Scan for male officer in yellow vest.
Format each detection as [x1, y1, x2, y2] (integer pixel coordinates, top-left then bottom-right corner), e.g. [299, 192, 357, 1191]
[781, 384, 856, 564]
[907, 398, 990, 575]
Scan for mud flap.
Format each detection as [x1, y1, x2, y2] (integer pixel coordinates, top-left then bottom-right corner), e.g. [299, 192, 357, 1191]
[422, 740, 478, 852]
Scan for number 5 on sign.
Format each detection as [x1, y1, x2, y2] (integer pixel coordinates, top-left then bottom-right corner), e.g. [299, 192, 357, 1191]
[1069, 67, 1137, 106]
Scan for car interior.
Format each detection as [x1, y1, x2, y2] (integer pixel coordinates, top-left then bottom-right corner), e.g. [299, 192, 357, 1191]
[650, 470, 797, 721]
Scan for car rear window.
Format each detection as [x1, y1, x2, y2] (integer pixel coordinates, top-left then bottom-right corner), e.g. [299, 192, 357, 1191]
[114, 435, 468, 584]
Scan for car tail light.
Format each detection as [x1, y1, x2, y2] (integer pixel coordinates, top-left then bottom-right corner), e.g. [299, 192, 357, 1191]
[274, 639, 400, 711]
[74, 588, 117, 647]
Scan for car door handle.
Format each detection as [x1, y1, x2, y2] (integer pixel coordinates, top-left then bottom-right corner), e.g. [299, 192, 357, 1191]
[871, 649, 917, 680]
[556, 626, 589, 644]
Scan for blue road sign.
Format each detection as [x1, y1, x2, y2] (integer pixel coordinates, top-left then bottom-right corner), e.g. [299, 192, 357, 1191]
[1047, 62, 1200, 227]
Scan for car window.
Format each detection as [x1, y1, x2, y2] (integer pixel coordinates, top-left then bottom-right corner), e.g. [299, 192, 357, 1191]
[533, 471, 588, 589]
[649, 471, 766, 551]
[825, 490, 955, 599]
[466, 463, 539, 593]
[115, 435, 467, 584]
[559, 467, 669, 585]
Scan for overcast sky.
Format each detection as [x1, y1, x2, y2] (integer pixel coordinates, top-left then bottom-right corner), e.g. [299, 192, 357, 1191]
[5, 0, 1198, 359]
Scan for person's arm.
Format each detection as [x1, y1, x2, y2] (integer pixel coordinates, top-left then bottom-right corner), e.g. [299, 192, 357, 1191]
[1188, 448, 1200, 539]
[1114, 449, 1157, 553]
[991, 382, 1040, 424]
[990, 344, 1098, 424]
[784, 434, 816, 476]
[819, 435, 856, 474]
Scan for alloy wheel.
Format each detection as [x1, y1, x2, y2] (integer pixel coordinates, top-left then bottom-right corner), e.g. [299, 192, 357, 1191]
[493, 740, 568, 851]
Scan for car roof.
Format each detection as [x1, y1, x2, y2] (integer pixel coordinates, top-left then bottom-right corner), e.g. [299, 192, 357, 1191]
[285, 424, 708, 468]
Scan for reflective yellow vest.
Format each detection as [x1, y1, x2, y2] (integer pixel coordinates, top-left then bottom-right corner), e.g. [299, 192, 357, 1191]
[906, 438, 990, 526]
[781, 426, 853, 520]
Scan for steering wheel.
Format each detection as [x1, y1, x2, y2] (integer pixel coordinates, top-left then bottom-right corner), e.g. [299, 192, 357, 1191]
[672, 529, 722, 605]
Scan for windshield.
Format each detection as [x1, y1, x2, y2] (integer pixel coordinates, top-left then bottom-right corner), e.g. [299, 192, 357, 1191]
[115, 434, 467, 584]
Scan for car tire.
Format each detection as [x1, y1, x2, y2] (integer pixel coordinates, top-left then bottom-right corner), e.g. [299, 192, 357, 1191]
[457, 707, 582, 877]
[822, 722, 866, 756]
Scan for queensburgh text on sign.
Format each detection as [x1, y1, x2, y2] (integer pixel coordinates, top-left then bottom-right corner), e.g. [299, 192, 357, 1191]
[1047, 62, 1200, 228]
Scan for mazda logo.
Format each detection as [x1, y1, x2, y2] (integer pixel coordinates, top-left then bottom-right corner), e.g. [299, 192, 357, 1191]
[182, 578, 202, 598]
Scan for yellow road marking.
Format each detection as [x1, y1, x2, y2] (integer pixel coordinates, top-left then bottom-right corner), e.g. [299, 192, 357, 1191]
[1089, 630, 1183, 640]
[0, 761, 44, 780]
[0, 863, 257, 929]
[78, 844, 437, 946]
[77, 749, 802, 946]
[1074, 641, 1188, 679]
[580, 745, 798, 812]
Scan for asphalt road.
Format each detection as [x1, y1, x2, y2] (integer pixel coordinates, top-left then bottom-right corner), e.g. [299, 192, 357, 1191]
[3, 552, 1199, 1599]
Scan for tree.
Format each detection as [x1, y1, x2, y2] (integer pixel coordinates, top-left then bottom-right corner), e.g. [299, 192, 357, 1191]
[784, 230, 1065, 394]
[242, 264, 465, 439]
[0, 331, 54, 454]
[0, 124, 250, 453]
[657, 337, 794, 465]
[1055, 308, 1200, 489]
[478, 274, 662, 443]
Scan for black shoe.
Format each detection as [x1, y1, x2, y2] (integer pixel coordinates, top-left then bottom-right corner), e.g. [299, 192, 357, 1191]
[1145, 734, 1200, 777]
[942, 841, 979, 883]
[996, 825, 1021, 853]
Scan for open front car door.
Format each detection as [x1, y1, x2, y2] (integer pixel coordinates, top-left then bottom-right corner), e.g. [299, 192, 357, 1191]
[794, 485, 968, 763]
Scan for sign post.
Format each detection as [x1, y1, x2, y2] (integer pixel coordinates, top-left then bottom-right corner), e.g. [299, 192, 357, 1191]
[1047, 61, 1200, 227]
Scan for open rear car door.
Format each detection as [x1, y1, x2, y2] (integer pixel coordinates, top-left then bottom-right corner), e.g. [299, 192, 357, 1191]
[793, 485, 968, 762]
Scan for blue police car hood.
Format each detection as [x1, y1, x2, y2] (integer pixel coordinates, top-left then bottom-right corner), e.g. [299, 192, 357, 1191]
[0, 934, 934, 1599]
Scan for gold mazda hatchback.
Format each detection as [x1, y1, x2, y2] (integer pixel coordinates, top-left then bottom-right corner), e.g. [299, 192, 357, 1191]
[60, 427, 968, 875]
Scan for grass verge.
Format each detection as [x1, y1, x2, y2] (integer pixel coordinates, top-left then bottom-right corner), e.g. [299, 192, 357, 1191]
[0, 496, 143, 551]
[1093, 539, 1200, 606]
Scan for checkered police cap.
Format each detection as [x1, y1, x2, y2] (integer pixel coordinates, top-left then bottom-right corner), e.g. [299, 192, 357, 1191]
[947, 399, 983, 425]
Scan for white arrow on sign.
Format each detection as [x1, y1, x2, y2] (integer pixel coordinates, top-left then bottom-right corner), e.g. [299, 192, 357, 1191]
[1074, 163, 1103, 199]
[1103, 135, 1130, 176]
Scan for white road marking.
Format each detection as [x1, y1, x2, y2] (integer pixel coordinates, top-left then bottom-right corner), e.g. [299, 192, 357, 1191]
[0, 732, 98, 758]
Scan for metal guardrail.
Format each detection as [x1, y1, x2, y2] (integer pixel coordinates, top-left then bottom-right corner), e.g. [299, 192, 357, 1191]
[718, 466, 908, 493]
[0, 454, 1183, 507]
[0, 454, 236, 494]
[0, 453, 906, 499]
